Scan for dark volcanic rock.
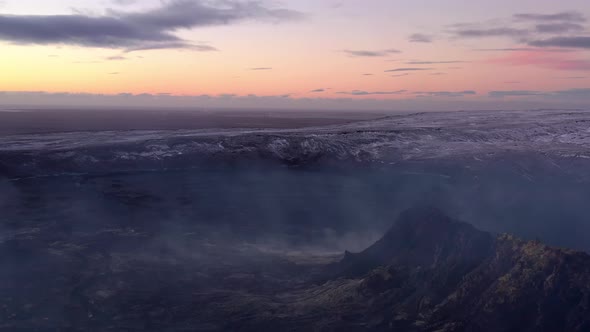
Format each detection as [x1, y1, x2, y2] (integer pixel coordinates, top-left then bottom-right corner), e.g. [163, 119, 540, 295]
[314, 207, 590, 332]
[3, 207, 590, 331]
[334, 207, 496, 279]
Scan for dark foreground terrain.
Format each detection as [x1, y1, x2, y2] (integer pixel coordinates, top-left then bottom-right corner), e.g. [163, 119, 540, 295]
[3, 110, 590, 331]
[2, 207, 590, 331]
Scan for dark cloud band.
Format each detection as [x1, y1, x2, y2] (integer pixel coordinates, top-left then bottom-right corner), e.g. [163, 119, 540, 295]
[342, 49, 401, 57]
[528, 36, 590, 49]
[0, 0, 303, 51]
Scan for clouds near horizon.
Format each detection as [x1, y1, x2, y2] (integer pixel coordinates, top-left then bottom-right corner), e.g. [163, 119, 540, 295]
[0, 2, 589, 110]
[2, 89, 589, 112]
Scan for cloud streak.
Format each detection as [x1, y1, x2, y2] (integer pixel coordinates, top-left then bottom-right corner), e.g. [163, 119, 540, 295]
[385, 67, 432, 72]
[106, 55, 127, 61]
[489, 90, 544, 97]
[534, 23, 585, 34]
[342, 49, 401, 57]
[528, 36, 590, 49]
[336, 90, 406, 96]
[450, 27, 530, 38]
[414, 90, 476, 97]
[0, 0, 303, 51]
[514, 12, 586, 23]
[474, 47, 575, 52]
[408, 33, 433, 43]
[489, 88, 590, 98]
[447, 11, 590, 53]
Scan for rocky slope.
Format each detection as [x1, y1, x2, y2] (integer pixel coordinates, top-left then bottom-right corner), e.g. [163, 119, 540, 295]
[297, 207, 590, 332]
[2, 207, 590, 331]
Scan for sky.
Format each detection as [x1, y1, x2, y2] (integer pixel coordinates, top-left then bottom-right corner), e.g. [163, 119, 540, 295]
[0, 0, 589, 111]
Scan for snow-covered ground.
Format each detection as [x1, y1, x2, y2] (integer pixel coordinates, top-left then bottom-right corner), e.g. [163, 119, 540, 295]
[1, 109, 590, 177]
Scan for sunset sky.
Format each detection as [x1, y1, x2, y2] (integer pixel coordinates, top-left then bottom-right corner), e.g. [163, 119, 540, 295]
[1, 0, 589, 110]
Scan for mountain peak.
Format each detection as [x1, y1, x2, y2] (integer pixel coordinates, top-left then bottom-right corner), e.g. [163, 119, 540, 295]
[319, 209, 590, 331]
[331, 207, 495, 278]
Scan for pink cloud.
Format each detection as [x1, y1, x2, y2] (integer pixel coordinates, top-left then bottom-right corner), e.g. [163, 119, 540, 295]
[487, 49, 590, 71]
